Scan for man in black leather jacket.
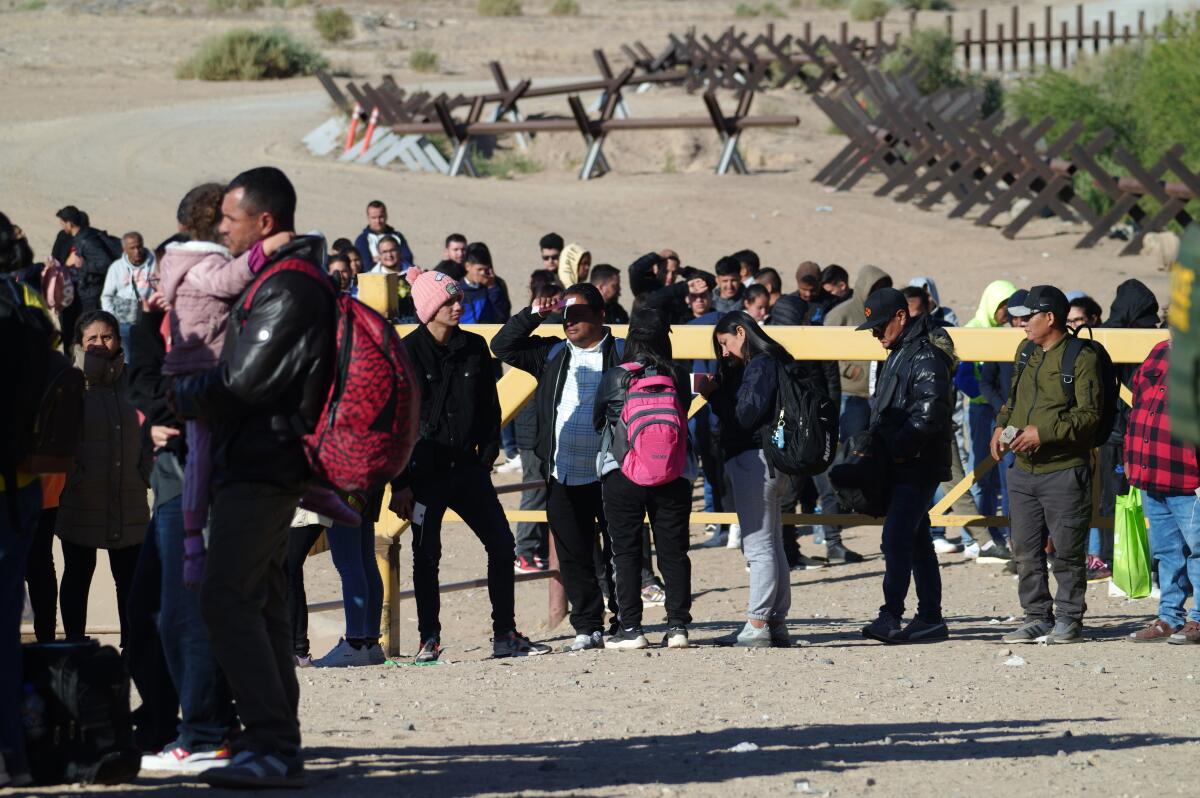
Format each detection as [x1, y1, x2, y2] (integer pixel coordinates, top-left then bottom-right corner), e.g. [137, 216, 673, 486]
[857, 288, 955, 644]
[173, 168, 335, 787]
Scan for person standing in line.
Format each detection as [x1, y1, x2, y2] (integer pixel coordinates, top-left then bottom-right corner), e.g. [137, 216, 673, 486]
[991, 285, 1101, 645]
[538, 232, 564, 273]
[443, 233, 467, 268]
[173, 167, 336, 787]
[852, 289, 956, 644]
[594, 309, 696, 650]
[701, 312, 795, 648]
[57, 205, 121, 313]
[1124, 339, 1200, 644]
[391, 268, 551, 661]
[354, 200, 413, 271]
[491, 283, 624, 651]
[100, 232, 156, 361]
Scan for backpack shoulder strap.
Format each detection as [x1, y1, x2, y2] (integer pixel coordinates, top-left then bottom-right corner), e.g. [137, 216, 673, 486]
[1060, 335, 1084, 407]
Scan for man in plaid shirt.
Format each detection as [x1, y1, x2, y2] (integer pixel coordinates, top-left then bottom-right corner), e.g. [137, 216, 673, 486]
[1125, 339, 1200, 644]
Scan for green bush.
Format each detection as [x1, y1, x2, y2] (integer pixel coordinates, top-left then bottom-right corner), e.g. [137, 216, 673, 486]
[17, 0, 47, 10]
[474, 151, 541, 179]
[409, 48, 439, 73]
[176, 27, 328, 81]
[882, 28, 1003, 116]
[734, 2, 759, 17]
[761, 0, 786, 16]
[548, 0, 579, 15]
[314, 7, 354, 43]
[208, 0, 265, 11]
[849, 0, 888, 21]
[477, 0, 522, 16]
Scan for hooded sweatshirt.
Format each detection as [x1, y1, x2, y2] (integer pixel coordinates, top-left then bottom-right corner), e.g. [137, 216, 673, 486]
[956, 279, 1017, 404]
[823, 264, 892, 398]
[909, 276, 959, 327]
[100, 251, 157, 325]
[558, 244, 589, 287]
[1104, 278, 1161, 441]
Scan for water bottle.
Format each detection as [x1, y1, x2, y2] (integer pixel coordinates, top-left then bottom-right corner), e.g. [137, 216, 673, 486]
[21, 684, 46, 741]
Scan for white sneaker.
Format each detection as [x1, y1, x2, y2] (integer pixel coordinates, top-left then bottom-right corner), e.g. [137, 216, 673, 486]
[566, 631, 604, 652]
[726, 523, 742, 549]
[933, 536, 963, 555]
[496, 455, 523, 474]
[141, 744, 231, 773]
[698, 526, 728, 548]
[962, 542, 981, 559]
[314, 638, 376, 667]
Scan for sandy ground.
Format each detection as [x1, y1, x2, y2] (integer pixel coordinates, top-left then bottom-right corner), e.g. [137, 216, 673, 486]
[5, 1, 1191, 795]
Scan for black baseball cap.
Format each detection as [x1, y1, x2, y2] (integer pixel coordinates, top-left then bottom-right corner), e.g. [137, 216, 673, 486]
[856, 287, 908, 331]
[1007, 285, 1068, 320]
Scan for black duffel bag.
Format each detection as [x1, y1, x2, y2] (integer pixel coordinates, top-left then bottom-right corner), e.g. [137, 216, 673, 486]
[829, 427, 888, 518]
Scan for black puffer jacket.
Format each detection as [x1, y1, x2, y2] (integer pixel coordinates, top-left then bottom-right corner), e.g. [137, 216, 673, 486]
[768, 294, 842, 408]
[174, 238, 336, 489]
[397, 325, 500, 487]
[870, 313, 955, 483]
[73, 227, 120, 311]
[491, 306, 624, 479]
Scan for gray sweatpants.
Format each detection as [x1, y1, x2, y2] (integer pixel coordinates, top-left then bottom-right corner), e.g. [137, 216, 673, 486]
[727, 449, 790, 622]
[1007, 464, 1092, 623]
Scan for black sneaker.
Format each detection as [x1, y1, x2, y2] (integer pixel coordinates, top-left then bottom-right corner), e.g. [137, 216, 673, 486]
[862, 612, 903, 644]
[1045, 619, 1084, 644]
[663, 626, 690, 649]
[201, 750, 304, 789]
[1001, 620, 1052, 644]
[826, 543, 864, 564]
[415, 637, 442, 663]
[899, 618, 949, 643]
[604, 627, 649, 650]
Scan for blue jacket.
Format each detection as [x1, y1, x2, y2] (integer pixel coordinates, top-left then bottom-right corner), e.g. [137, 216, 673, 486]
[708, 352, 778, 460]
[459, 281, 510, 324]
[354, 226, 413, 272]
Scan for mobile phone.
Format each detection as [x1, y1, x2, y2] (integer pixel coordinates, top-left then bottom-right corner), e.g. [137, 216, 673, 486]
[1000, 426, 1019, 445]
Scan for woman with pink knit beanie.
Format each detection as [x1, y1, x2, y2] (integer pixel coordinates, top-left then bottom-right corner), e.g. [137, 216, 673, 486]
[388, 267, 551, 661]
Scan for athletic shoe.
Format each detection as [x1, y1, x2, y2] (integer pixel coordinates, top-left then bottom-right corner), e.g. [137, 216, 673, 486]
[294, 654, 313, 668]
[314, 638, 375, 667]
[977, 539, 1012, 563]
[605, 627, 649, 650]
[962, 541, 981, 559]
[365, 642, 386, 665]
[664, 626, 690, 649]
[1045, 619, 1084, 644]
[1168, 620, 1200, 645]
[735, 621, 772, 648]
[565, 631, 604, 652]
[415, 637, 442, 663]
[496, 455, 523, 474]
[200, 750, 304, 789]
[1001, 620, 1053, 644]
[142, 743, 231, 773]
[861, 612, 904, 644]
[726, 523, 742, 549]
[768, 623, 792, 648]
[493, 630, 551, 657]
[514, 555, 542, 575]
[698, 526, 728, 548]
[1086, 555, 1112, 582]
[932, 536, 963, 555]
[640, 583, 666, 606]
[534, 555, 547, 570]
[899, 618, 949, 643]
[1129, 618, 1179, 643]
[790, 554, 825, 571]
[825, 543, 863, 564]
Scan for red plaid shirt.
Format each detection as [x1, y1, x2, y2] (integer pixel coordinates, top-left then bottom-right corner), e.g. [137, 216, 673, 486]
[1125, 340, 1200, 495]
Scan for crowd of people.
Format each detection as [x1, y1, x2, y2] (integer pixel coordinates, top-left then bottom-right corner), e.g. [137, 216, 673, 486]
[2, 167, 1196, 789]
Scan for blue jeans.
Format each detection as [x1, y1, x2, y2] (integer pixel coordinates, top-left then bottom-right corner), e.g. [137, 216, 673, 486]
[155, 496, 235, 750]
[2, 481, 41, 775]
[327, 521, 384, 640]
[880, 478, 942, 622]
[967, 402, 1007, 544]
[1143, 491, 1200, 628]
[839, 395, 871, 442]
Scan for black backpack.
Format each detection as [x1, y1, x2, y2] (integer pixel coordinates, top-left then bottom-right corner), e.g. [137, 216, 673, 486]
[762, 360, 838, 477]
[21, 641, 141, 785]
[1013, 328, 1119, 447]
[829, 426, 888, 517]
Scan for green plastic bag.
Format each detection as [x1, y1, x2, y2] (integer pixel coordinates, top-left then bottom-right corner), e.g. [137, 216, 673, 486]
[1112, 489, 1152, 599]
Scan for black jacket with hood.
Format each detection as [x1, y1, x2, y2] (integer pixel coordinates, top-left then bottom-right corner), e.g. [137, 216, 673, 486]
[870, 313, 956, 483]
[628, 252, 715, 325]
[174, 237, 337, 490]
[1102, 278, 1160, 444]
[397, 325, 501, 487]
[73, 227, 121, 310]
[767, 294, 842, 408]
[491, 306, 625, 479]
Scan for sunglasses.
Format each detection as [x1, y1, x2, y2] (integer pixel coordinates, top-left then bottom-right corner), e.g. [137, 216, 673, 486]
[542, 254, 560, 261]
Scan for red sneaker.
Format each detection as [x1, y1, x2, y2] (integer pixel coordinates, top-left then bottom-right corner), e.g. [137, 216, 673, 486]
[514, 556, 541, 574]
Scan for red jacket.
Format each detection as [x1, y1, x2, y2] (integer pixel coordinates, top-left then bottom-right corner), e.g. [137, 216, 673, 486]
[1124, 340, 1200, 495]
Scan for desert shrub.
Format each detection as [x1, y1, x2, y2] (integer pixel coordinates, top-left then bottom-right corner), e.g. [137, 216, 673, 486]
[477, 0, 522, 16]
[17, 0, 47, 10]
[409, 48, 439, 73]
[734, 2, 759, 17]
[849, 0, 888, 21]
[788, 0, 845, 7]
[314, 7, 354, 43]
[474, 151, 541, 179]
[549, 0, 579, 15]
[761, 0, 786, 16]
[176, 27, 328, 81]
[882, 29, 1003, 115]
[208, 0, 265, 10]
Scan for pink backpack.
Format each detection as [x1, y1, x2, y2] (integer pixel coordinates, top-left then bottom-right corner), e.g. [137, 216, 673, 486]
[40, 259, 75, 312]
[618, 363, 687, 486]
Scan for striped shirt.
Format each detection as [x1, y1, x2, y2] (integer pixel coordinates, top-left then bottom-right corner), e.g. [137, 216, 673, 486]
[552, 335, 608, 486]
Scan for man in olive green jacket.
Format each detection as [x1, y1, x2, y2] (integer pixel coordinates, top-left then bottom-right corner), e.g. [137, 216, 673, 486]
[990, 285, 1100, 645]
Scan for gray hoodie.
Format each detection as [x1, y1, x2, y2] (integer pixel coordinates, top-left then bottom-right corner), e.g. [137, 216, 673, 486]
[823, 264, 892, 399]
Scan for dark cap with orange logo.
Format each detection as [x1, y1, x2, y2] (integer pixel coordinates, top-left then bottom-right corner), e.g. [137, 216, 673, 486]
[856, 287, 908, 331]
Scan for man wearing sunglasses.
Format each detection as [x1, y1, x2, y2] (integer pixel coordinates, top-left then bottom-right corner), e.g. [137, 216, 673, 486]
[538, 232, 563, 273]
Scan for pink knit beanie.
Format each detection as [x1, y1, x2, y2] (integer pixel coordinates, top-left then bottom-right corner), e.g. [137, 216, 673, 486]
[405, 267, 461, 324]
